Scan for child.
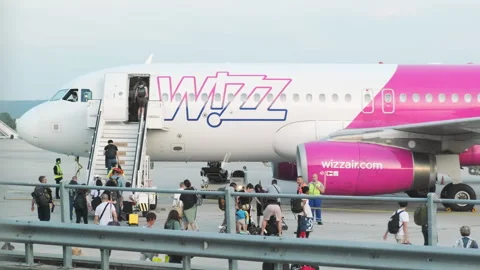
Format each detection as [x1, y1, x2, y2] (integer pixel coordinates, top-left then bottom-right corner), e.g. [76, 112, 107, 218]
[236, 203, 248, 234]
[139, 212, 158, 261]
[454, 225, 478, 249]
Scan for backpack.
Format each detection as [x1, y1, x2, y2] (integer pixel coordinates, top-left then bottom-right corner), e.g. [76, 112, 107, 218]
[387, 210, 404, 234]
[91, 196, 102, 211]
[31, 187, 50, 206]
[414, 204, 428, 226]
[455, 237, 478, 248]
[290, 198, 303, 214]
[73, 193, 86, 210]
[137, 86, 146, 97]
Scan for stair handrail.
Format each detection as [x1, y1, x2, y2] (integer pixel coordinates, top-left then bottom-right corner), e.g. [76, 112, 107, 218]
[137, 116, 149, 187]
[86, 99, 103, 186]
[131, 113, 146, 187]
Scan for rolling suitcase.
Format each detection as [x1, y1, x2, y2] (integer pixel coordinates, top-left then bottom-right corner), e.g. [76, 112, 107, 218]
[128, 213, 139, 226]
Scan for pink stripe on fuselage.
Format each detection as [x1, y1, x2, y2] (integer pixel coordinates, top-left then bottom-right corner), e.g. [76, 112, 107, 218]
[347, 65, 480, 129]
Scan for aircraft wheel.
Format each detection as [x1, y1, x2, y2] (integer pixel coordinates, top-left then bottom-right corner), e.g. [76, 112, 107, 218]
[440, 183, 453, 200]
[443, 183, 476, 212]
[405, 186, 436, 198]
[149, 194, 158, 210]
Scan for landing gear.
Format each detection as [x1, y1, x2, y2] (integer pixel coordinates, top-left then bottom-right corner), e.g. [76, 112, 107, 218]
[405, 186, 436, 198]
[468, 166, 480, 176]
[440, 183, 476, 212]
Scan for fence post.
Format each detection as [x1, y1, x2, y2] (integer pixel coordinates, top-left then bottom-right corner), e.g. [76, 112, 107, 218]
[225, 187, 238, 270]
[25, 243, 34, 265]
[182, 255, 192, 270]
[59, 182, 72, 269]
[100, 249, 109, 270]
[427, 192, 438, 246]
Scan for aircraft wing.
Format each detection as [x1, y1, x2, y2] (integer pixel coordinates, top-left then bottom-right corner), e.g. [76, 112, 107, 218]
[330, 117, 480, 138]
[393, 117, 480, 136]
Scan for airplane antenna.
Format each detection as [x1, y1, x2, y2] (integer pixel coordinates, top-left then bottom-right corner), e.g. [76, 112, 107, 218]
[145, 53, 154, 64]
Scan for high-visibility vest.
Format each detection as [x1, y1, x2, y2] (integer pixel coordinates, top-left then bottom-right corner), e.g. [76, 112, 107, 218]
[309, 183, 321, 196]
[54, 164, 63, 179]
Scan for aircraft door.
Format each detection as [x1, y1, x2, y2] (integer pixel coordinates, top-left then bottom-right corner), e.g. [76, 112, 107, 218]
[381, 88, 395, 114]
[146, 100, 165, 129]
[103, 73, 129, 122]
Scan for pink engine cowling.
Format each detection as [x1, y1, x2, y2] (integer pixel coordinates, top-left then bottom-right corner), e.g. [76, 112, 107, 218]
[296, 141, 437, 196]
[271, 162, 298, 181]
[459, 145, 480, 166]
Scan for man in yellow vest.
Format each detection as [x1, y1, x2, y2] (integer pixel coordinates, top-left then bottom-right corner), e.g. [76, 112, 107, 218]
[53, 158, 63, 199]
[308, 173, 325, 225]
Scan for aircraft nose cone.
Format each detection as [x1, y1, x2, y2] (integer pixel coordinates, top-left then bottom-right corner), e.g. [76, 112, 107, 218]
[16, 110, 39, 145]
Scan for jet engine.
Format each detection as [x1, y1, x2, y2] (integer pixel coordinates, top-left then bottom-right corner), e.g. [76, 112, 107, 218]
[271, 162, 298, 181]
[296, 141, 437, 196]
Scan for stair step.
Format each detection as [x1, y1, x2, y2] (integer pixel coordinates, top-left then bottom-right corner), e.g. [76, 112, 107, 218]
[101, 133, 138, 139]
[102, 129, 139, 135]
[98, 139, 138, 145]
[103, 124, 140, 130]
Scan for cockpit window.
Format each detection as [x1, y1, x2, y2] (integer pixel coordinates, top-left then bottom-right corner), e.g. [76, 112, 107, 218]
[62, 89, 79, 102]
[81, 89, 92, 102]
[50, 89, 68, 101]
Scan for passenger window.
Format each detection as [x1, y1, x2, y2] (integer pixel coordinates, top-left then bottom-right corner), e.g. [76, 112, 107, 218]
[425, 93, 433, 103]
[227, 93, 235, 102]
[364, 94, 371, 103]
[438, 93, 446, 103]
[253, 93, 261, 102]
[280, 94, 286, 102]
[332, 94, 339, 102]
[201, 93, 208, 102]
[399, 93, 407, 103]
[451, 93, 459, 103]
[384, 93, 392, 103]
[188, 93, 195, 102]
[267, 94, 274, 102]
[412, 93, 420, 103]
[162, 93, 169, 101]
[62, 89, 79, 102]
[175, 93, 182, 102]
[240, 93, 248, 102]
[319, 94, 326, 102]
[345, 94, 351, 102]
[215, 93, 221, 102]
[306, 94, 312, 102]
[464, 93, 472, 103]
[293, 94, 299, 102]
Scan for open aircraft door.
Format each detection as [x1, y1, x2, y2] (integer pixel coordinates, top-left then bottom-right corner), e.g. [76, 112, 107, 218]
[103, 73, 129, 122]
[146, 100, 165, 129]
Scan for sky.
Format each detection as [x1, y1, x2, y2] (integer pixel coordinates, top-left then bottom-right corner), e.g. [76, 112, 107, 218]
[1, 0, 480, 100]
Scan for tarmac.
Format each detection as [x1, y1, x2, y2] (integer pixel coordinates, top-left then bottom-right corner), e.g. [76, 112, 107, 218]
[1, 139, 480, 270]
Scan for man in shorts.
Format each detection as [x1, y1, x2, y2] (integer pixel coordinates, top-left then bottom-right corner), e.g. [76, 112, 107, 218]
[260, 198, 282, 236]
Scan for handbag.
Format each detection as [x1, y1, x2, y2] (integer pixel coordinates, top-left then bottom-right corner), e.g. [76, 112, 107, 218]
[299, 215, 314, 232]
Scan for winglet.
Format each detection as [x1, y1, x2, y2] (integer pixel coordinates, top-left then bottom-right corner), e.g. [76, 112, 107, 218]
[144, 53, 154, 64]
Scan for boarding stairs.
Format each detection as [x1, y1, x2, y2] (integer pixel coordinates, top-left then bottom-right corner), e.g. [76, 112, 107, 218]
[85, 72, 166, 213]
[0, 120, 18, 139]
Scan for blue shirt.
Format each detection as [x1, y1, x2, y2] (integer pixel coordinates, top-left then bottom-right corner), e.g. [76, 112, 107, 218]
[236, 209, 247, 220]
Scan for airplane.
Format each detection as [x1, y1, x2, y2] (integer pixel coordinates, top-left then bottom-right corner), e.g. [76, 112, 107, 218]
[16, 57, 480, 212]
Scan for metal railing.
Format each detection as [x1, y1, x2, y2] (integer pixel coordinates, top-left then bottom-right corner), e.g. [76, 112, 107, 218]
[0, 181, 479, 270]
[86, 99, 103, 186]
[131, 113, 146, 187]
